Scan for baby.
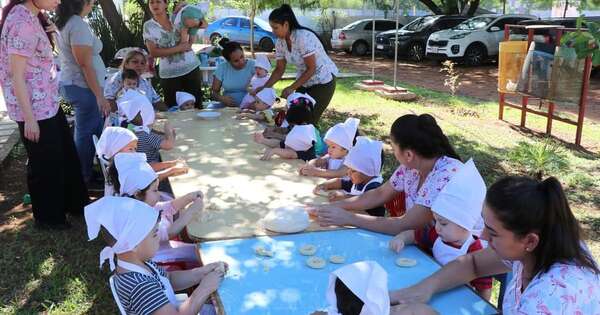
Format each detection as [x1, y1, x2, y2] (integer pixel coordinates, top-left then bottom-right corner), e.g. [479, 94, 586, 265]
[175, 91, 196, 111]
[172, 3, 209, 37]
[236, 88, 277, 125]
[240, 54, 271, 109]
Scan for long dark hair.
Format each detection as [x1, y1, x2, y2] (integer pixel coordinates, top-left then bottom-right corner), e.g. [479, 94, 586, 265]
[55, 0, 90, 30]
[218, 38, 243, 61]
[268, 4, 325, 50]
[486, 176, 599, 276]
[0, 0, 54, 47]
[390, 114, 461, 161]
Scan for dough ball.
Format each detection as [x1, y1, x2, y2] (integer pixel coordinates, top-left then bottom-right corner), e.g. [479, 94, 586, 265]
[395, 257, 417, 267]
[263, 206, 309, 234]
[299, 244, 317, 256]
[329, 255, 345, 264]
[255, 246, 274, 257]
[306, 256, 326, 269]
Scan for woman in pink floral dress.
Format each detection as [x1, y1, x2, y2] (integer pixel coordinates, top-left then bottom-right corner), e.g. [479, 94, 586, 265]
[0, 0, 88, 230]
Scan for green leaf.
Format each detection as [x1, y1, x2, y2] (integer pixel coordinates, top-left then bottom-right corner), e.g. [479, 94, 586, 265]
[593, 52, 600, 67]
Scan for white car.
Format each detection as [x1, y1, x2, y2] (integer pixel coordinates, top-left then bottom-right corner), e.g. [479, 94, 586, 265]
[426, 14, 535, 65]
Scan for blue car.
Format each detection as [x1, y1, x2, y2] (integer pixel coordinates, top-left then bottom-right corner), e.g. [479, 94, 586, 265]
[205, 16, 277, 51]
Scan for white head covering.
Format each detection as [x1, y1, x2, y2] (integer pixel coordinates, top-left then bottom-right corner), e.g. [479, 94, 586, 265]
[284, 124, 316, 151]
[431, 159, 486, 233]
[176, 91, 195, 107]
[326, 261, 390, 315]
[254, 53, 272, 72]
[286, 92, 316, 109]
[96, 127, 137, 160]
[343, 136, 383, 177]
[256, 88, 277, 108]
[114, 153, 158, 197]
[84, 196, 159, 271]
[324, 118, 360, 151]
[117, 89, 155, 127]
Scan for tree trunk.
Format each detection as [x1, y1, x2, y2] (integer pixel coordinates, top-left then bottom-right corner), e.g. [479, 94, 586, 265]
[132, 0, 152, 22]
[250, 2, 255, 58]
[98, 0, 134, 45]
[466, 0, 480, 16]
[418, 0, 444, 14]
[563, 0, 569, 18]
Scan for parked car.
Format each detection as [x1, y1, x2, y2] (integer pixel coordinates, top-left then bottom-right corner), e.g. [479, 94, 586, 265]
[331, 19, 399, 56]
[375, 15, 468, 61]
[426, 14, 535, 65]
[205, 16, 277, 51]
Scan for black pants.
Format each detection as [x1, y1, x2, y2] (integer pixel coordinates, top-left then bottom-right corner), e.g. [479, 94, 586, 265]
[17, 108, 89, 225]
[297, 76, 336, 125]
[161, 67, 204, 109]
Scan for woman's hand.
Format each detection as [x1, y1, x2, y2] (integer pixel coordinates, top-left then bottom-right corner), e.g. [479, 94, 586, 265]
[176, 40, 193, 53]
[44, 21, 57, 34]
[389, 283, 435, 306]
[96, 95, 111, 117]
[389, 234, 407, 253]
[179, 27, 190, 43]
[24, 118, 40, 143]
[219, 95, 236, 107]
[281, 86, 295, 98]
[315, 205, 354, 227]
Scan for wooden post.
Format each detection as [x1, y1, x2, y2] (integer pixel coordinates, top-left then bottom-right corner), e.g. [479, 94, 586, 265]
[520, 28, 534, 128]
[499, 25, 510, 120]
[576, 56, 592, 146]
[547, 102, 554, 134]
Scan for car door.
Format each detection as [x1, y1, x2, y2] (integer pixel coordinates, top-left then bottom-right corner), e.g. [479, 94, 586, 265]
[485, 17, 513, 55]
[239, 18, 252, 45]
[221, 18, 239, 41]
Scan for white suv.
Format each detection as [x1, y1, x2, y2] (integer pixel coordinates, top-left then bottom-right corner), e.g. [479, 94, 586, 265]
[426, 14, 535, 65]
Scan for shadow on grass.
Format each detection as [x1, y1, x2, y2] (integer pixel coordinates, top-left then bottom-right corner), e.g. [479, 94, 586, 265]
[581, 216, 600, 242]
[506, 125, 600, 158]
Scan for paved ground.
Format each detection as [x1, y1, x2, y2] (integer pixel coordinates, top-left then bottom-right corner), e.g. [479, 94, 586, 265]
[0, 113, 18, 165]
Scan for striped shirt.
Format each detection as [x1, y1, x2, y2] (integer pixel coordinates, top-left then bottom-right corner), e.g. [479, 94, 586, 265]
[113, 261, 170, 315]
[135, 131, 163, 163]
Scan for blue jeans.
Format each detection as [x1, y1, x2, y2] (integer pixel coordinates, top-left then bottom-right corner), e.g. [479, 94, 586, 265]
[60, 84, 103, 183]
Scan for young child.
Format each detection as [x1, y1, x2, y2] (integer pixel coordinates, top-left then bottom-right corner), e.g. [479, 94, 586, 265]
[172, 3, 209, 37]
[263, 92, 316, 140]
[240, 54, 272, 109]
[84, 196, 225, 315]
[388, 159, 492, 300]
[236, 88, 277, 125]
[314, 137, 385, 216]
[96, 126, 138, 196]
[176, 91, 196, 111]
[299, 117, 360, 179]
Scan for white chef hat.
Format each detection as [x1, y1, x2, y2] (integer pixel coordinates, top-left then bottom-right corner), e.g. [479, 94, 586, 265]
[324, 118, 360, 151]
[84, 196, 159, 271]
[431, 159, 486, 233]
[254, 53, 272, 72]
[286, 92, 316, 108]
[326, 261, 390, 315]
[176, 91, 195, 107]
[114, 152, 158, 197]
[343, 136, 383, 177]
[284, 124, 316, 151]
[256, 88, 277, 108]
[117, 89, 155, 126]
[96, 127, 137, 160]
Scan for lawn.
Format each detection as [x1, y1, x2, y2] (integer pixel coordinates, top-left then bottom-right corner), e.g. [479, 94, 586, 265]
[1, 77, 599, 314]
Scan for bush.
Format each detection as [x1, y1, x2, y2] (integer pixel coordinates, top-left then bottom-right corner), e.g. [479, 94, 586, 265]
[508, 139, 569, 179]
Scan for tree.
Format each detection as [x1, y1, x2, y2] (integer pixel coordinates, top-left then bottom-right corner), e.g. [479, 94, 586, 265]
[97, 0, 135, 46]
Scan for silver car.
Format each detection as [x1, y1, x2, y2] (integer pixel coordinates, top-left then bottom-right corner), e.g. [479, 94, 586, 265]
[331, 19, 400, 56]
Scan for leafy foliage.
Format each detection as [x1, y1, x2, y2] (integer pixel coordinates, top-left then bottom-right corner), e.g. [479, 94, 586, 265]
[560, 17, 600, 66]
[508, 139, 569, 179]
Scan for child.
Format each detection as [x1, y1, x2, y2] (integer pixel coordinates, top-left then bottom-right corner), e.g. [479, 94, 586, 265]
[172, 3, 209, 37]
[299, 117, 360, 178]
[314, 137, 385, 216]
[240, 54, 272, 109]
[388, 159, 492, 300]
[176, 91, 196, 111]
[121, 69, 139, 92]
[96, 127, 138, 196]
[263, 92, 316, 140]
[236, 88, 277, 125]
[84, 196, 225, 315]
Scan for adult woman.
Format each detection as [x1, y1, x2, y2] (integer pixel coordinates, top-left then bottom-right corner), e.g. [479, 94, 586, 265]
[104, 49, 167, 111]
[314, 114, 463, 247]
[56, 0, 109, 183]
[211, 39, 256, 107]
[0, 0, 89, 230]
[143, 0, 204, 109]
[391, 176, 600, 314]
[256, 4, 338, 124]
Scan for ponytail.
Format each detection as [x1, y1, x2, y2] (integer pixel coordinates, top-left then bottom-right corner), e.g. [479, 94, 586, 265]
[1, 0, 54, 48]
[390, 114, 461, 161]
[486, 176, 599, 275]
[269, 4, 325, 50]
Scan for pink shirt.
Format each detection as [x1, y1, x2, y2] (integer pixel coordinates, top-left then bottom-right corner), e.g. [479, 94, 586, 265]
[0, 5, 59, 122]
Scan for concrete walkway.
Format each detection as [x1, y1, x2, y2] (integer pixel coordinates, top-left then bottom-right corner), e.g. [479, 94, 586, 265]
[0, 113, 19, 165]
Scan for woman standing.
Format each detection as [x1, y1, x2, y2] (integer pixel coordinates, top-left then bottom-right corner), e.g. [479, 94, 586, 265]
[0, 0, 89, 230]
[256, 4, 338, 124]
[56, 0, 109, 184]
[143, 0, 204, 109]
[211, 40, 256, 107]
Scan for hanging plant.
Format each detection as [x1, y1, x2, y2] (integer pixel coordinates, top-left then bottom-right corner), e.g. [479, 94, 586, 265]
[560, 17, 600, 66]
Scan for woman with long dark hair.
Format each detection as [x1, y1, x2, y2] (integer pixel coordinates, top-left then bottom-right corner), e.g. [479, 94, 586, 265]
[210, 39, 256, 107]
[254, 4, 338, 124]
[391, 176, 600, 314]
[55, 0, 109, 184]
[0, 0, 89, 230]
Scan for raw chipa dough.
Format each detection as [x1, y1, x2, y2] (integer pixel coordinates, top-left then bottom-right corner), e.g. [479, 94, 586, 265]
[329, 255, 345, 264]
[263, 206, 310, 234]
[314, 188, 329, 197]
[299, 244, 317, 256]
[395, 257, 417, 267]
[306, 256, 326, 269]
[255, 246, 274, 257]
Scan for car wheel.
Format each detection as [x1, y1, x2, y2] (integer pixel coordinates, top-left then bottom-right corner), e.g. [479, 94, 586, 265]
[259, 38, 275, 51]
[463, 43, 487, 66]
[408, 42, 425, 62]
[351, 41, 369, 56]
[210, 33, 222, 45]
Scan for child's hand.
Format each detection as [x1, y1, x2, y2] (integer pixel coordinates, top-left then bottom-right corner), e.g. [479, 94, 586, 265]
[199, 270, 224, 293]
[169, 165, 189, 177]
[327, 190, 346, 202]
[188, 196, 204, 213]
[300, 165, 320, 177]
[260, 148, 274, 161]
[312, 184, 326, 196]
[203, 261, 228, 275]
[389, 234, 406, 253]
[253, 132, 265, 144]
[185, 190, 203, 204]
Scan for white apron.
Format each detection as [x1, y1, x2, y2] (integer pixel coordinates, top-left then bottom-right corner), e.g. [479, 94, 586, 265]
[118, 260, 179, 308]
[432, 235, 475, 265]
[327, 158, 344, 171]
[348, 176, 383, 196]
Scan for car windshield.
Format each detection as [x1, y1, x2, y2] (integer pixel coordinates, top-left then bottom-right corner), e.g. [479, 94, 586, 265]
[254, 18, 271, 31]
[402, 16, 438, 32]
[454, 16, 496, 30]
[342, 20, 364, 30]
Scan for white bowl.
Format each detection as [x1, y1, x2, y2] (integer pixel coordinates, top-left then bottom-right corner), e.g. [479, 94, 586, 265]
[196, 111, 221, 120]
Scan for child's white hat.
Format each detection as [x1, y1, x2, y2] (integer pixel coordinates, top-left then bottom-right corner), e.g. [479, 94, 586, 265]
[343, 136, 382, 177]
[256, 88, 277, 108]
[176, 91, 195, 107]
[326, 261, 390, 315]
[324, 117, 360, 151]
[286, 92, 316, 108]
[84, 196, 159, 271]
[96, 127, 137, 160]
[284, 124, 316, 151]
[117, 89, 155, 126]
[114, 152, 158, 197]
[431, 159, 486, 233]
[254, 53, 272, 72]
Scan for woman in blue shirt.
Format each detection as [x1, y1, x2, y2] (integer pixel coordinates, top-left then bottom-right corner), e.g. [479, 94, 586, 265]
[211, 39, 255, 107]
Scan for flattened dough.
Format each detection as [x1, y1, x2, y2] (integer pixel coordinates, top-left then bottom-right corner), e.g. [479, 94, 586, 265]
[255, 246, 274, 257]
[314, 188, 329, 197]
[395, 257, 417, 267]
[306, 256, 326, 269]
[299, 244, 317, 256]
[329, 255, 345, 264]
